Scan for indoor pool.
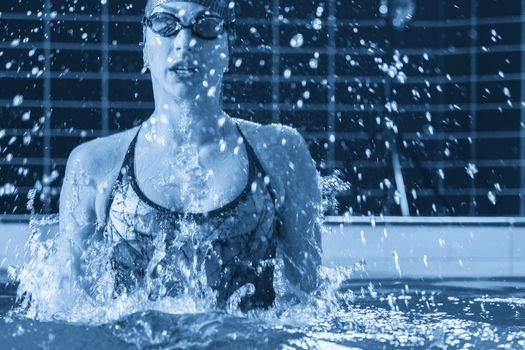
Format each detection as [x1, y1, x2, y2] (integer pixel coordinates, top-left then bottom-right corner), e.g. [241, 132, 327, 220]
[1, 276, 524, 349]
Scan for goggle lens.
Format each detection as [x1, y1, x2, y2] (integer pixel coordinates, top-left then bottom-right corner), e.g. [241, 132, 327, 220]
[148, 13, 181, 36]
[194, 16, 225, 39]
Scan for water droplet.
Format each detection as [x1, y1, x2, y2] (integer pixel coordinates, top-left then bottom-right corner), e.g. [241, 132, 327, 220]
[207, 86, 216, 97]
[312, 18, 322, 30]
[316, 5, 324, 17]
[487, 191, 496, 205]
[465, 163, 478, 179]
[219, 139, 226, 152]
[303, 90, 310, 99]
[12, 94, 24, 107]
[392, 251, 401, 277]
[289, 33, 304, 48]
[360, 230, 366, 245]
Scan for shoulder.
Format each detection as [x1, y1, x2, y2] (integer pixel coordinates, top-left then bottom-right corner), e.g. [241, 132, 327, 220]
[61, 127, 141, 224]
[65, 127, 140, 179]
[235, 118, 318, 201]
[235, 118, 308, 161]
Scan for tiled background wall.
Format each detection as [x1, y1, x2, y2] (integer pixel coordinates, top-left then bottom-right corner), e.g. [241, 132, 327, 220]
[1, 0, 525, 219]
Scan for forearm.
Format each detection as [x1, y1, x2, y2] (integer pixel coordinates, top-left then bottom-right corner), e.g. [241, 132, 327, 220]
[54, 229, 83, 294]
[280, 214, 322, 292]
[281, 249, 320, 292]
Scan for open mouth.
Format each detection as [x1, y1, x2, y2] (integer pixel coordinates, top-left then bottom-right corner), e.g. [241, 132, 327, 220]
[170, 66, 197, 79]
[170, 67, 197, 72]
[169, 66, 198, 78]
[169, 63, 198, 72]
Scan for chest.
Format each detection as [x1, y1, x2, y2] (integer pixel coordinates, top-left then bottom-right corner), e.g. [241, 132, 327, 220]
[133, 146, 250, 213]
[106, 171, 275, 245]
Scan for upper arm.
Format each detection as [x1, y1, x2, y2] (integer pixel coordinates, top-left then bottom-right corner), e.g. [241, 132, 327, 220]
[275, 126, 322, 292]
[58, 144, 99, 262]
[58, 129, 135, 278]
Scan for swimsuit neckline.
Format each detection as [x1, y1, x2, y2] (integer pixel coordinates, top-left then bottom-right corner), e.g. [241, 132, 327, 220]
[126, 122, 257, 219]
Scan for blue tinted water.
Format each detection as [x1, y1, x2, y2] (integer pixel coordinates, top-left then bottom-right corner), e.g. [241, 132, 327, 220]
[1, 277, 524, 349]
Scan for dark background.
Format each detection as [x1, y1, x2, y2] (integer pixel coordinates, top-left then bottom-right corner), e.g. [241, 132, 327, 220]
[1, 0, 524, 219]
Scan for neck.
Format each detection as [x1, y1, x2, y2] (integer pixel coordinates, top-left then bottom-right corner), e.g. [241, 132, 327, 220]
[147, 84, 235, 147]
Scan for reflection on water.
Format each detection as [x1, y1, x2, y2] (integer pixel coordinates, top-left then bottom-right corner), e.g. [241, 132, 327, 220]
[1, 277, 525, 349]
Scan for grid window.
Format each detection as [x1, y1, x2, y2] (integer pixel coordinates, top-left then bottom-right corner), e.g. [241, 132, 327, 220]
[1, 0, 525, 219]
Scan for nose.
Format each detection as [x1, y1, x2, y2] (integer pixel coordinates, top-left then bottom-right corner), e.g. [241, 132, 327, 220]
[172, 28, 195, 52]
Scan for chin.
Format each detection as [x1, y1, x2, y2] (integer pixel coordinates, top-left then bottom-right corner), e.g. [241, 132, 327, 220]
[165, 82, 200, 100]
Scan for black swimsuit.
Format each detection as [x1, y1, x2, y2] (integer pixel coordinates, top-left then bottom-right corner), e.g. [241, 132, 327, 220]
[103, 122, 280, 311]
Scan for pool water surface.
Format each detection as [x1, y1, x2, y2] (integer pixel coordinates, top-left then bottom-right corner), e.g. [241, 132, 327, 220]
[1, 277, 524, 349]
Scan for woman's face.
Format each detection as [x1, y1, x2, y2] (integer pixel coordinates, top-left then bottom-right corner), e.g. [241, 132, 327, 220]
[143, 1, 230, 100]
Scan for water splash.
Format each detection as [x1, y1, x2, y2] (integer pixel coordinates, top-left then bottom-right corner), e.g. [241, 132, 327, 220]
[14, 212, 354, 325]
[14, 186, 354, 325]
[10, 131, 356, 327]
[320, 170, 351, 214]
[15, 213, 229, 323]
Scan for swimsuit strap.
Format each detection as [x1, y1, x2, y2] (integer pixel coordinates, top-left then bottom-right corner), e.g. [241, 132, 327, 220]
[126, 123, 257, 218]
[234, 122, 284, 236]
[105, 121, 280, 219]
[234, 122, 280, 209]
[121, 126, 142, 175]
[104, 127, 142, 221]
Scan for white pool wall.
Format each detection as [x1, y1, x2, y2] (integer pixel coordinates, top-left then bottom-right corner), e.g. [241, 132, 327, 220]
[323, 216, 525, 278]
[1, 216, 524, 280]
[0, 223, 32, 272]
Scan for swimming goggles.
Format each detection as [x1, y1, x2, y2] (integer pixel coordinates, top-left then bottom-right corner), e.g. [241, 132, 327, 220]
[142, 12, 231, 40]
